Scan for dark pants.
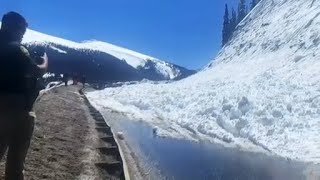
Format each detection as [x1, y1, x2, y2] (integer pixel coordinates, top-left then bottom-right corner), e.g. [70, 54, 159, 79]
[0, 95, 35, 180]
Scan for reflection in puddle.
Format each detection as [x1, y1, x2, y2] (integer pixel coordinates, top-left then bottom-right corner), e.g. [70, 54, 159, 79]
[103, 111, 319, 180]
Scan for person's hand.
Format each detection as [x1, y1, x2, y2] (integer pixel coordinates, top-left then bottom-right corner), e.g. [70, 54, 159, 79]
[41, 52, 48, 62]
[38, 52, 48, 72]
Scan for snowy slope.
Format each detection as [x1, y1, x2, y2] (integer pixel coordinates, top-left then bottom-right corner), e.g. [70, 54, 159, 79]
[19, 27, 190, 80]
[87, 0, 320, 164]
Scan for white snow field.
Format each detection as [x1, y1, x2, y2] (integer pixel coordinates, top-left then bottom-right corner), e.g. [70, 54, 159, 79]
[87, 0, 320, 164]
[11, 23, 182, 80]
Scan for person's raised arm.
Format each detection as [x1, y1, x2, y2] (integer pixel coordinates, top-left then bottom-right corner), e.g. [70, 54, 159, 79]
[16, 45, 48, 77]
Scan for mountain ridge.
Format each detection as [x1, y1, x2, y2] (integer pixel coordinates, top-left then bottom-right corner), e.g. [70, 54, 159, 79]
[0, 22, 195, 81]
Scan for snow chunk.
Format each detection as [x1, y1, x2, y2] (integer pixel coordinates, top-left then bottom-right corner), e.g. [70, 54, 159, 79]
[238, 97, 251, 115]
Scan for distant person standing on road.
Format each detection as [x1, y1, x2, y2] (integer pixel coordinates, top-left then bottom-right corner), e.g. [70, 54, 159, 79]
[63, 73, 69, 86]
[72, 73, 78, 85]
[81, 75, 86, 88]
[0, 12, 48, 180]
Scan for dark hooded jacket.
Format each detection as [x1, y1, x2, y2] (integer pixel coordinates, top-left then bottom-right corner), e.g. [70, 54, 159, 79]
[0, 30, 42, 110]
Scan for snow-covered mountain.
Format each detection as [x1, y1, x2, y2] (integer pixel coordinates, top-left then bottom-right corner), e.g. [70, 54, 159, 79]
[87, 0, 320, 164]
[18, 26, 195, 81]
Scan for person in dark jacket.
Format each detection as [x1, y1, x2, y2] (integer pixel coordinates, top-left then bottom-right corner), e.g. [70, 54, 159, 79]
[0, 12, 48, 180]
[63, 73, 69, 86]
[81, 75, 86, 88]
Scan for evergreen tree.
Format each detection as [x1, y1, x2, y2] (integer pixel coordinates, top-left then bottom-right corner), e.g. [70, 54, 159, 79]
[230, 7, 237, 33]
[222, 4, 230, 46]
[238, 0, 247, 23]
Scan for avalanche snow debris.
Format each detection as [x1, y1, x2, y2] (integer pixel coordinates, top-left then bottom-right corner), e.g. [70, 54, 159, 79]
[87, 0, 320, 163]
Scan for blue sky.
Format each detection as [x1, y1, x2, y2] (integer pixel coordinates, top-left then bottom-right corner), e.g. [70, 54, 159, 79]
[0, 0, 240, 70]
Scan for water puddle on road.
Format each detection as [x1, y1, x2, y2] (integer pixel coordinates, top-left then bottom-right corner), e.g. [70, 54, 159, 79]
[102, 110, 319, 180]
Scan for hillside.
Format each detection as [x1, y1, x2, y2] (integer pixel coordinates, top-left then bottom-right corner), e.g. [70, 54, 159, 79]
[87, 0, 320, 164]
[15, 25, 195, 82]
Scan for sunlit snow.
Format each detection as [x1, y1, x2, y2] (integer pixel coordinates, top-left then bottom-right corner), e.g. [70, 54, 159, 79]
[17, 25, 180, 79]
[87, 0, 320, 163]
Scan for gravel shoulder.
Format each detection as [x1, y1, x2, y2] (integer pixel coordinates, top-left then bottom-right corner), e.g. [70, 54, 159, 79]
[0, 85, 124, 179]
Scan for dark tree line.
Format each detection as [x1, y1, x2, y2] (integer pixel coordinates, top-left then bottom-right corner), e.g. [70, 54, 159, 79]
[222, 0, 261, 46]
